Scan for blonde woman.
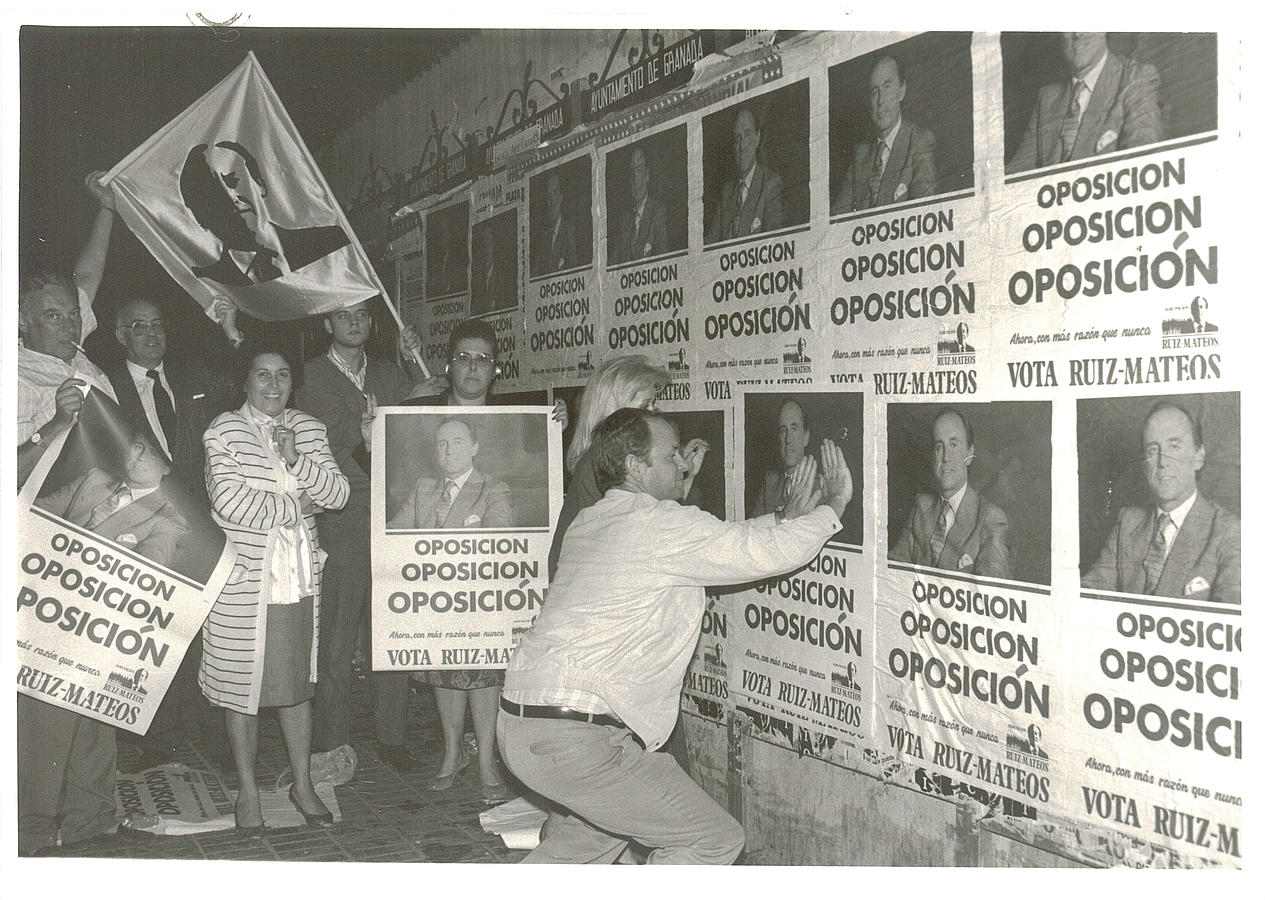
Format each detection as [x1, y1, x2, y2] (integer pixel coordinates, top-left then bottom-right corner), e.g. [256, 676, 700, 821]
[549, 355, 671, 579]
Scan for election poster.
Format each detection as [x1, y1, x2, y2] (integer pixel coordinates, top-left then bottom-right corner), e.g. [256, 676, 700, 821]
[371, 406, 563, 670]
[16, 390, 236, 735]
[729, 388, 871, 746]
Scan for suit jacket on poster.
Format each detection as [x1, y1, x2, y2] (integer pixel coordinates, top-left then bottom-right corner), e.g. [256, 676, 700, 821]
[889, 485, 1012, 579]
[390, 468, 513, 530]
[831, 120, 938, 214]
[612, 197, 668, 264]
[534, 217, 579, 276]
[191, 224, 351, 286]
[105, 357, 233, 506]
[470, 264, 514, 317]
[1081, 494, 1240, 604]
[749, 469, 788, 519]
[35, 468, 187, 569]
[706, 163, 784, 243]
[1006, 50, 1161, 174]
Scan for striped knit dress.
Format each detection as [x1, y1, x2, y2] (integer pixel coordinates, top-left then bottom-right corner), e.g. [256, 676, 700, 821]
[198, 404, 349, 714]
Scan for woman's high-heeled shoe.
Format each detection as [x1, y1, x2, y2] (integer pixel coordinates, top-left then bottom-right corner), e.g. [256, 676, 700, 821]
[479, 771, 511, 803]
[426, 747, 471, 792]
[234, 798, 265, 838]
[288, 785, 334, 826]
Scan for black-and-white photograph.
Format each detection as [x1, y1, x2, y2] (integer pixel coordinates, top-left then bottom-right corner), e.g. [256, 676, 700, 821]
[605, 125, 688, 266]
[469, 209, 519, 317]
[743, 391, 862, 547]
[383, 408, 552, 531]
[886, 402, 1051, 585]
[1077, 392, 1239, 604]
[425, 201, 469, 299]
[702, 79, 810, 245]
[1002, 32, 1218, 175]
[528, 155, 593, 278]
[828, 32, 974, 216]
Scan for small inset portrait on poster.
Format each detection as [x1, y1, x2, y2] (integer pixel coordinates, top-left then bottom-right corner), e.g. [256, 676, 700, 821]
[605, 125, 688, 267]
[887, 402, 1052, 585]
[703, 79, 810, 246]
[743, 391, 862, 547]
[384, 408, 552, 532]
[1002, 32, 1217, 176]
[1078, 392, 1239, 604]
[469, 210, 518, 318]
[529, 156, 593, 279]
[1161, 295, 1219, 338]
[829, 32, 974, 218]
[426, 201, 469, 299]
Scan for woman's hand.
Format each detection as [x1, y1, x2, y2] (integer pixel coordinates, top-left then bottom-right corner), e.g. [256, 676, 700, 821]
[680, 438, 709, 500]
[273, 424, 300, 466]
[551, 398, 569, 430]
[360, 394, 377, 449]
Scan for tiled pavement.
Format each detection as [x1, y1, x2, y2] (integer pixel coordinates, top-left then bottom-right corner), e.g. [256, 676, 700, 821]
[41, 670, 531, 863]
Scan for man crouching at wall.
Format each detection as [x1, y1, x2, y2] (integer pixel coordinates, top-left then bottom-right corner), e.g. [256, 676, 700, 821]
[497, 406, 853, 863]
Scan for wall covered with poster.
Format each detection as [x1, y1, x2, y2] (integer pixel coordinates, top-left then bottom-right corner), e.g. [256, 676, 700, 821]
[334, 29, 1242, 868]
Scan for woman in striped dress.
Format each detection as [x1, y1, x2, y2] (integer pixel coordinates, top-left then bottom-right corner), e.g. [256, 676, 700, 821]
[200, 344, 349, 834]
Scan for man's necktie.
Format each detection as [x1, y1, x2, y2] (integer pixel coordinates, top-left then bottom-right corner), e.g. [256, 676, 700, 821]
[88, 484, 132, 529]
[732, 180, 746, 239]
[929, 498, 949, 561]
[1142, 512, 1173, 593]
[147, 369, 177, 447]
[434, 480, 457, 528]
[1060, 79, 1088, 162]
[868, 139, 888, 206]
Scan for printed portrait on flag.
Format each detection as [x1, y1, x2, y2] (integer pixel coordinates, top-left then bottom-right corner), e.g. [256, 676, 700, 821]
[179, 139, 350, 286]
[104, 53, 387, 322]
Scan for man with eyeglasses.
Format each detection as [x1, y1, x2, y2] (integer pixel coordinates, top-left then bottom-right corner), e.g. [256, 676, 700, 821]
[295, 298, 425, 773]
[105, 300, 234, 505]
[102, 297, 236, 772]
[889, 406, 1012, 578]
[16, 173, 158, 856]
[1082, 402, 1239, 604]
[17, 172, 118, 488]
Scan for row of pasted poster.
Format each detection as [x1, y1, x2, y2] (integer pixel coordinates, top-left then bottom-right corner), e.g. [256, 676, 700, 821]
[664, 383, 1239, 868]
[386, 30, 1228, 399]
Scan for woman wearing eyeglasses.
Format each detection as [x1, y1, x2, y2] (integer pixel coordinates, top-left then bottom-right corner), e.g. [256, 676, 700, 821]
[402, 319, 566, 801]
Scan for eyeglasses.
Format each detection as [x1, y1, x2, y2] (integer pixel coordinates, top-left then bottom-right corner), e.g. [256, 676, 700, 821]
[332, 310, 372, 323]
[125, 318, 166, 334]
[452, 351, 495, 368]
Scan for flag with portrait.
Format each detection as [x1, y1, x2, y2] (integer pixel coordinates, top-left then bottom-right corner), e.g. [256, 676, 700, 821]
[103, 51, 386, 322]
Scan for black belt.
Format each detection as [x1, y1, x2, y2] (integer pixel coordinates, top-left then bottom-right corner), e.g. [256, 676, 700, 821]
[500, 697, 625, 729]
